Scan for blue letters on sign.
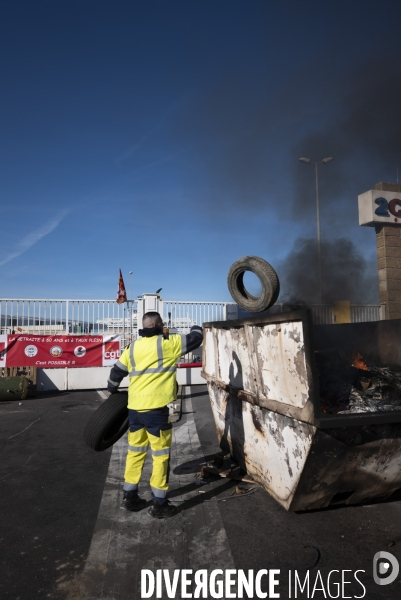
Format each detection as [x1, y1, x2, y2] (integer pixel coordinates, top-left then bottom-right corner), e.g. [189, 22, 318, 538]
[375, 197, 390, 216]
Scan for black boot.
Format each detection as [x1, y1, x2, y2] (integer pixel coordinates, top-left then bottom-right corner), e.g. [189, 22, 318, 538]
[123, 492, 147, 512]
[148, 499, 177, 519]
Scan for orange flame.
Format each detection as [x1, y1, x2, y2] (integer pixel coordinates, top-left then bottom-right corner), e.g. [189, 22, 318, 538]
[352, 352, 369, 371]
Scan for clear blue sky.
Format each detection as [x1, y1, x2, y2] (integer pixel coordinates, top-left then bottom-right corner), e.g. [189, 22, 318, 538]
[1, 1, 401, 302]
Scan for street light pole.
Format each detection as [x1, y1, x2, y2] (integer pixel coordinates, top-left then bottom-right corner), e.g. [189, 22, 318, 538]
[299, 156, 333, 304]
[315, 161, 322, 305]
[129, 271, 133, 340]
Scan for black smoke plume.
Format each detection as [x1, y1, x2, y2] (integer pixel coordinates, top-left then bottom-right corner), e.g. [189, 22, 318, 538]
[176, 58, 401, 225]
[290, 59, 401, 227]
[277, 237, 378, 305]
[175, 54, 399, 303]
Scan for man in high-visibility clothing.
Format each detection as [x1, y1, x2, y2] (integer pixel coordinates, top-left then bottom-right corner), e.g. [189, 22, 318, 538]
[107, 311, 203, 518]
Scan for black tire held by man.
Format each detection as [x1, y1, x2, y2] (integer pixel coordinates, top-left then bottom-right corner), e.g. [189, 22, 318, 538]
[84, 391, 129, 451]
[227, 255, 280, 312]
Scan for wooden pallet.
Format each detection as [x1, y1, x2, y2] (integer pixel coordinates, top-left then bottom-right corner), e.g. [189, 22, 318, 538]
[0, 366, 37, 384]
[0, 366, 37, 399]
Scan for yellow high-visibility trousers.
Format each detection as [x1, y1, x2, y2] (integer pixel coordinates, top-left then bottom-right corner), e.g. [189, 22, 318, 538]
[124, 423, 172, 500]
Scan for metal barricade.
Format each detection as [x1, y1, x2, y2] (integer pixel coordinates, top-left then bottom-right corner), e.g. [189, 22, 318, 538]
[0, 298, 381, 345]
[163, 301, 229, 329]
[0, 299, 138, 348]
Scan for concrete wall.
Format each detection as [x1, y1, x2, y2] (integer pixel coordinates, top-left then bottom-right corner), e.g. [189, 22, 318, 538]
[37, 366, 128, 392]
[37, 365, 204, 392]
[176, 367, 204, 385]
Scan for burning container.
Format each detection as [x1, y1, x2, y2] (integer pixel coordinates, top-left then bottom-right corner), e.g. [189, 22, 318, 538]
[201, 309, 401, 511]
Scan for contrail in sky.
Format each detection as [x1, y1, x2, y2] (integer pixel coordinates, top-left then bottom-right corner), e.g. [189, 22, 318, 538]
[129, 146, 195, 177]
[114, 93, 193, 164]
[0, 209, 69, 267]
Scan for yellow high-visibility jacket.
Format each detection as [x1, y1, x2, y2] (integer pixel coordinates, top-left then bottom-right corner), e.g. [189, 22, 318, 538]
[108, 327, 202, 411]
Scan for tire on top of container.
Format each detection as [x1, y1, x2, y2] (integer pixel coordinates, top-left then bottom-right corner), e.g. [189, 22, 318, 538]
[227, 256, 280, 312]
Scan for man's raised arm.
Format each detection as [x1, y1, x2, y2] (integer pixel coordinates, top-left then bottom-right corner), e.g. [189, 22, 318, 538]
[180, 325, 203, 356]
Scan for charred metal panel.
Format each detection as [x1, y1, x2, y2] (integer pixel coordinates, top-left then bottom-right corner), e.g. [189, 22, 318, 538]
[249, 321, 309, 409]
[202, 313, 315, 423]
[313, 319, 401, 370]
[209, 378, 401, 510]
[208, 381, 315, 510]
[291, 424, 401, 510]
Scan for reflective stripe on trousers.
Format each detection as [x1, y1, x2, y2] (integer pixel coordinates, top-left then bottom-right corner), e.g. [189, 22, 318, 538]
[124, 427, 172, 496]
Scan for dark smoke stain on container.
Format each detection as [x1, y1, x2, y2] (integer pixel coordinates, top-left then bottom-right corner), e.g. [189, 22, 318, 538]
[285, 450, 293, 478]
[293, 347, 307, 383]
[288, 329, 301, 344]
[293, 442, 303, 460]
[251, 407, 264, 434]
[267, 416, 286, 448]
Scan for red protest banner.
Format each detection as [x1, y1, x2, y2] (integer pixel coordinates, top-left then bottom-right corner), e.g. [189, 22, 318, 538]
[3, 335, 121, 368]
[0, 336, 6, 369]
[103, 340, 121, 363]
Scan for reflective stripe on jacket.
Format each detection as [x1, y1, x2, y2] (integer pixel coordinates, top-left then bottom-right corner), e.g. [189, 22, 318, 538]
[118, 334, 184, 410]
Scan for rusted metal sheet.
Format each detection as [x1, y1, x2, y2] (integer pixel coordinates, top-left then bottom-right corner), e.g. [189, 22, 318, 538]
[208, 382, 315, 510]
[207, 321, 310, 405]
[203, 310, 401, 510]
[249, 321, 309, 408]
[202, 310, 317, 425]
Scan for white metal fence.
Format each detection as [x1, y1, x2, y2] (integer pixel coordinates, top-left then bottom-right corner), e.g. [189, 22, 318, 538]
[350, 304, 383, 323]
[0, 299, 136, 335]
[0, 298, 382, 343]
[163, 301, 228, 328]
[0, 298, 230, 347]
[271, 303, 382, 325]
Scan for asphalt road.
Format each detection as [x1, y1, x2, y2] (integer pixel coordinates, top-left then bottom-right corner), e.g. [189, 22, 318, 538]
[0, 391, 111, 600]
[1, 387, 401, 599]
